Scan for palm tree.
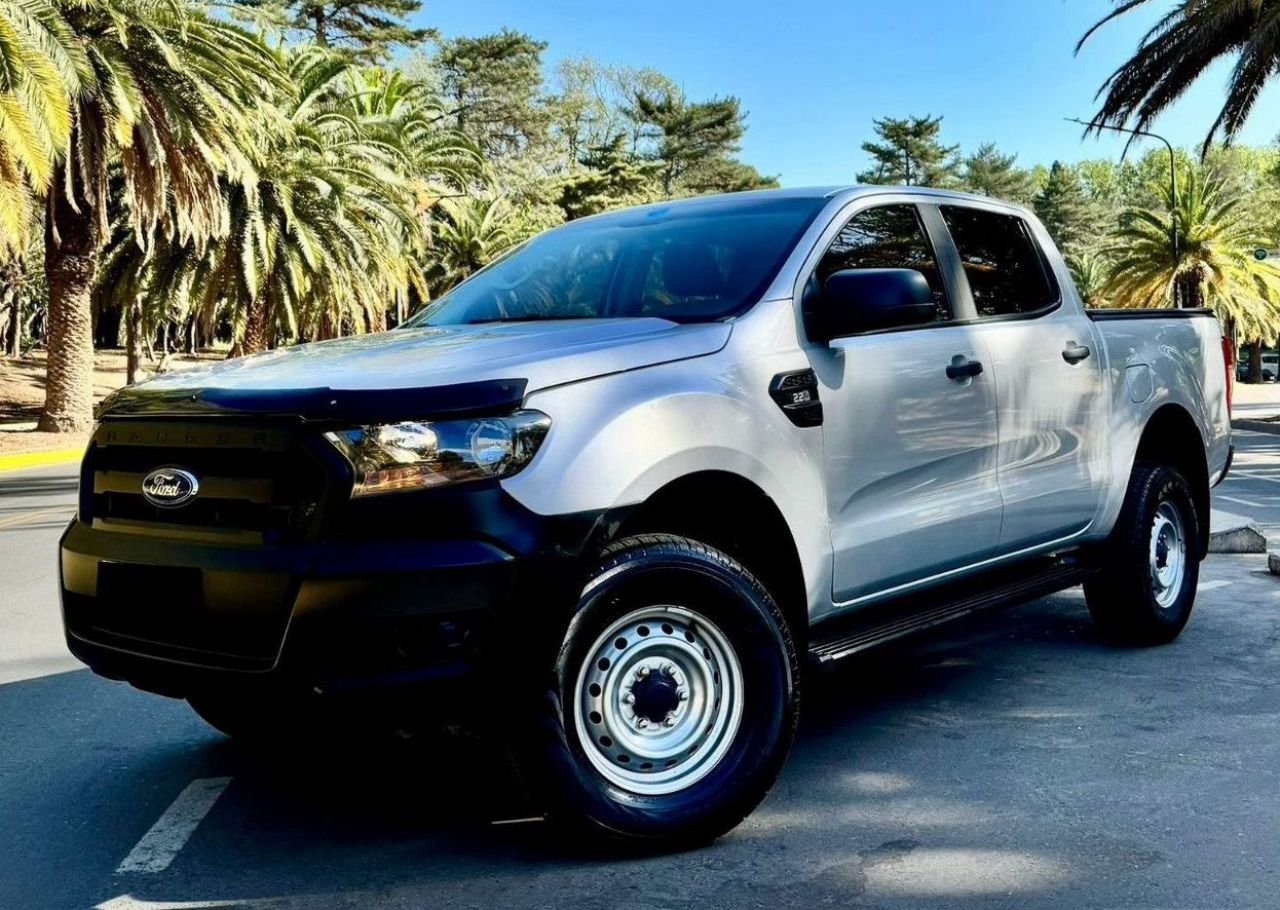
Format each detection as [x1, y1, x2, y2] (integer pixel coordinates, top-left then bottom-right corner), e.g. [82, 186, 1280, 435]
[327, 63, 481, 334]
[1103, 170, 1280, 344]
[1079, 1, 1280, 152]
[343, 65, 480, 189]
[38, 0, 284, 432]
[96, 50, 483, 358]
[0, 0, 85, 256]
[1, 213, 45, 356]
[425, 196, 518, 297]
[177, 48, 426, 354]
[1068, 252, 1111, 309]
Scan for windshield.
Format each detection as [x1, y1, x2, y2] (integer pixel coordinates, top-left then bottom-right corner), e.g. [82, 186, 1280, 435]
[406, 195, 826, 326]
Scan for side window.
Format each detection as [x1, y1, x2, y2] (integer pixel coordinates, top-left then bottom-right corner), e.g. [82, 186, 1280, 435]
[815, 204, 950, 323]
[940, 206, 1058, 318]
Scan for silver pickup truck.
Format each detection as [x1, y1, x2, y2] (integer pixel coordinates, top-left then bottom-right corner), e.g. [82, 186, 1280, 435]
[62, 186, 1232, 848]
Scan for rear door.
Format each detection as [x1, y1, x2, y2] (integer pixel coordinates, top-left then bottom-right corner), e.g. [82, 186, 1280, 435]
[805, 200, 1004, 604]
[937, 204, 1108, 551]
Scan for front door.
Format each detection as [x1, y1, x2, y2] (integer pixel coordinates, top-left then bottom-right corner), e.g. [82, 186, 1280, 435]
[808, 202, 1004, 605]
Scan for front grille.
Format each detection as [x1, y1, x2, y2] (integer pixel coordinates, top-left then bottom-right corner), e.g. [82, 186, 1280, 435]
[84, 420, 330, 543]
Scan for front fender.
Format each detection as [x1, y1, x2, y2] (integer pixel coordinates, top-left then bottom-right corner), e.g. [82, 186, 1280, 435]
[502, 351, 831, 615]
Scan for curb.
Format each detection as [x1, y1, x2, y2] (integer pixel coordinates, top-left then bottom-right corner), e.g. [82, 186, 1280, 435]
[1233, 418, 1280, 435]
[0, 448, 83, 473]
[1209, 524, 1268, 554]
[1208, 508, 1268, 554]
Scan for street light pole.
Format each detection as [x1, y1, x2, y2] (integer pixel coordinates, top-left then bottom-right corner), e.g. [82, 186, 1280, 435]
[1066, 117, 1182, 305]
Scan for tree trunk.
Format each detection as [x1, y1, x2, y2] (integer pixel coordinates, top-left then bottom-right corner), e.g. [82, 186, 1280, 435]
[1174, 271, 1204, 310]
[126, 296, 142, 385]
[1248, 341, 1264, 384]
[313, 6, 328, 45]
[38, 186, 100, 433]
[240, 297, 271, 356]
[318, 310, 337, 341]
[5, 289, 20, 358]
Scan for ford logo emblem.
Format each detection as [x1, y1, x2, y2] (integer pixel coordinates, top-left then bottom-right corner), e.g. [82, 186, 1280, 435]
[141, 467, 200, 509]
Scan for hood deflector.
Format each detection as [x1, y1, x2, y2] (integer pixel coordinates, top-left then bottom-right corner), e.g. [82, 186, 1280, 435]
[98, 379, 528, 423]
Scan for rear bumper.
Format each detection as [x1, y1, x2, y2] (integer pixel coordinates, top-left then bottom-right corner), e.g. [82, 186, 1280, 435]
[60, 497, 608, 703]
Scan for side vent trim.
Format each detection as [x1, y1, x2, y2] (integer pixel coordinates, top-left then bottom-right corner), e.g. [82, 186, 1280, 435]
[769, 370, 823, 428]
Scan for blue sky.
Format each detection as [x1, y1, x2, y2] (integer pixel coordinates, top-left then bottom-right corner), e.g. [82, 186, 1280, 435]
[415, 0, 1280, 186]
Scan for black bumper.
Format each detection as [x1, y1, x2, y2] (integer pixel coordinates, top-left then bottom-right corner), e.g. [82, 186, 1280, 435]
[61, 493, 609, 701]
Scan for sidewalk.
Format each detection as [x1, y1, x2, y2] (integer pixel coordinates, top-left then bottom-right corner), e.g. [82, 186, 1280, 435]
[1233, 381, 1280, 423]
[1, 349, 218, 470]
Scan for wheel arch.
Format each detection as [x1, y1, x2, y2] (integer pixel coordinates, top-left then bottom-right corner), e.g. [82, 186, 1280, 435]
[605, 471, 810, 646]
[1132, 403, 1210, 558]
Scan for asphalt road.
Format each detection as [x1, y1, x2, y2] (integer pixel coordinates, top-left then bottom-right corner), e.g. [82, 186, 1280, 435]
[1215, 428, 1280, 538]
[3, 451, 1280, 909]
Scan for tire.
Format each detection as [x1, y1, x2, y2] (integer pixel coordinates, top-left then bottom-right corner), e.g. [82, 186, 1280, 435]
[1084, 463, 1200, 645]
[519, 534, 800, 849]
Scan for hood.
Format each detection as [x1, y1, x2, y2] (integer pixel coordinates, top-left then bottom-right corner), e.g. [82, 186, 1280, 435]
[101, 318, 731, 419]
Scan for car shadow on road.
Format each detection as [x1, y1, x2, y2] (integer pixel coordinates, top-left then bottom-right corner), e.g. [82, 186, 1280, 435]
[6, 589, 1214, 909]
[100, 594, 1131, 901]
[0, 472, 79, 504]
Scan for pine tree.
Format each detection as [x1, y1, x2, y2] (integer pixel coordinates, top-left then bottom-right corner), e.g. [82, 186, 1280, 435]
[291, 0, 430, 62]
[631, 90, 740, 195]
[962, 142, 1036, 203]
[557, 134, 661, 220]
[437, 29, 550, 161]
[1034, 161, 1103, 260]
[857, 115, 960, 187]
[630, 89, 773, 195]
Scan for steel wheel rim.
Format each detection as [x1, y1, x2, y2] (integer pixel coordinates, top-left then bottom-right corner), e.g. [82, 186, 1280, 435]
[572, 605, 744, 795]
[1149, 500, 1186, 609]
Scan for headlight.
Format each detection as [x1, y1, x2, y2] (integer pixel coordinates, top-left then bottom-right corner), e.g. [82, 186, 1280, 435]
[324, 410, 551, 497]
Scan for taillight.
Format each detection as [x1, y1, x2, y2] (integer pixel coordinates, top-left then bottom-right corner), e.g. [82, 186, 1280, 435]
[1221, 336, 1234, 415]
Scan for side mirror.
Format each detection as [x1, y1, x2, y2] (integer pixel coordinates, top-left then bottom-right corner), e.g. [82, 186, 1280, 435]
[803, 268, 937, 342]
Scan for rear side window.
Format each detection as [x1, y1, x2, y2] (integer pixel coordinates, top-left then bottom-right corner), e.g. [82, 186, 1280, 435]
[815, 204, 950, 323]
[940, 206, 1057, 318]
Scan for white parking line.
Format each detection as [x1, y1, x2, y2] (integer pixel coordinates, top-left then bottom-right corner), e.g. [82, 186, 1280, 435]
[96, 895, 281, 909]
[115, 778, 232, 875]
[1217, 494, 1269, 509]
[1226, 469, 1280, 486]
[1199, 580, 1233, 592]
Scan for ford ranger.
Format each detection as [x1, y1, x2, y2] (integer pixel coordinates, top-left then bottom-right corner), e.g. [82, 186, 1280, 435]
[61, 186, 1233, 847]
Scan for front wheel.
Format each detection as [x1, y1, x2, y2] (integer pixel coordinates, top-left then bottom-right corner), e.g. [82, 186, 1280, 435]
[1084, 463, 1201, 645]
[521, 534, 800, 848]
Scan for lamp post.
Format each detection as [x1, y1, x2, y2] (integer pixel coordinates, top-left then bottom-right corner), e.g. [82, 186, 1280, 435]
[1066, 117, 1182, 305]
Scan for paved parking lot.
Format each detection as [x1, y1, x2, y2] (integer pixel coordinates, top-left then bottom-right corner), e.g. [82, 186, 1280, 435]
[3, 455, 1280, 909]
[1215, 429, 1280, 537]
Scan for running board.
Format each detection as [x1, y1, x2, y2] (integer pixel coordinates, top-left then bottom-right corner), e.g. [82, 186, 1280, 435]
[809, 563, 1090, 666]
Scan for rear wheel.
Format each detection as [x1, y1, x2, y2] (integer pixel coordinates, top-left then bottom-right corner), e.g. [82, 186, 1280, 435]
[1084, 463, 1200, 644]
[520, 534, 800, 848]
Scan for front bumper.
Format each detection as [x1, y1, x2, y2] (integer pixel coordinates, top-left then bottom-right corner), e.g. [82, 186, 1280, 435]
[60, 492, 608, 702]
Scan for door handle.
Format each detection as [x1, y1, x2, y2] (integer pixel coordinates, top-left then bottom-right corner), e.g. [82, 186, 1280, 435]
[1062, 341, 1092, 364]
[946, 357, 984, 380]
